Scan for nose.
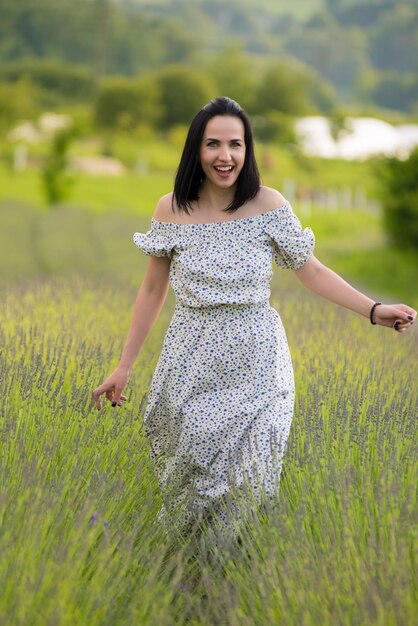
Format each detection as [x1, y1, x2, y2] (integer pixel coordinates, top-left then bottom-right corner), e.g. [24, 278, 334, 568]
[219, 146, 231, 161]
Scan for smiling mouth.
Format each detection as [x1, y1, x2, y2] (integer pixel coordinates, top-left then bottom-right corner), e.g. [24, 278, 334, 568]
[214, 166, 234, 173]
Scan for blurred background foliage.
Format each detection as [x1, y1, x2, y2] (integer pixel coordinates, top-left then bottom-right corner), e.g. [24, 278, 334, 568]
[0, 0, 417, 303]
[1, 0, 418, 122]
[378, 147, 418, 250]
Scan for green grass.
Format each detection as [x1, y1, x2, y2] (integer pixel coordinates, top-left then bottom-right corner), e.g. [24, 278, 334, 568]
[1, 271, 417, 625]
[0, 166, 172, 215]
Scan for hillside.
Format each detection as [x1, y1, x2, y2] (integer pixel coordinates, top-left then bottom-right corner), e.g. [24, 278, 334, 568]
[0, 0, 417, 112]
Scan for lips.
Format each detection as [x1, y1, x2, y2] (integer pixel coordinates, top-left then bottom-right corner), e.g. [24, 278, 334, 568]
[214, 165, 234, 177]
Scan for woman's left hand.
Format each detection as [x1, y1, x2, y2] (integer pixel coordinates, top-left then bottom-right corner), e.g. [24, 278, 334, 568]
[374, 304, 416, 332]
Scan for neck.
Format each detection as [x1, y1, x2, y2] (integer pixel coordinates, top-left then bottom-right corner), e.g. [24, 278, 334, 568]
[198, 180, 236, 211]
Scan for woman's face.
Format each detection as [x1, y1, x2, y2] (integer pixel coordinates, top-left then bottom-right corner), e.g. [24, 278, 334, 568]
[199, 115, 246, 190]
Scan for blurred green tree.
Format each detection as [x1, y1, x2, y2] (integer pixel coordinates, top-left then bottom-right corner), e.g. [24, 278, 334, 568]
[379, 147, 418, 250]
[156, 66, 216, 128]
[95, 77, 162, 130]
[252, 110, 296, 144]
[371, 73, 418, 113]
[307, 71, 337, 114]
[285, 15, 368, 94]
[0, 80, 39, 131]
[0, 59, 92, 103]
[255, 61, 311, 116]
[42, 128, 74, 206]
[207, 43, 257, 111]
[370, 5, 418, 74]
[0, 0, 198, 75]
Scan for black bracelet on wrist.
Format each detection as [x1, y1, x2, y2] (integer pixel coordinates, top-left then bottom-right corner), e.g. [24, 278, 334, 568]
[370, 302, 382, 325]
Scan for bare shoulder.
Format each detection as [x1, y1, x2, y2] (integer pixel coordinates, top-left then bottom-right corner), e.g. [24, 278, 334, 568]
[256, 186, 287, 212]
[153, 192, 177, 222]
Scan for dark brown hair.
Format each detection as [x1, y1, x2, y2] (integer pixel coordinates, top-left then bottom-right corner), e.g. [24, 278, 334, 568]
[173, 96, 260, 214]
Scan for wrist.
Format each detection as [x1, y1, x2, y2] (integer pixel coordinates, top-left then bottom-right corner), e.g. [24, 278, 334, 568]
[116, 363, 132, 376]
[370, 302, 382, 325]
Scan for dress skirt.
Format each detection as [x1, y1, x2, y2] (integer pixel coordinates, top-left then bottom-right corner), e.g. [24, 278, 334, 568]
[143, 301, 295, 536]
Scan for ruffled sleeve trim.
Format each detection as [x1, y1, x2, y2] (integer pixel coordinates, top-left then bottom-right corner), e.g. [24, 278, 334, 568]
[263, 202, 315, 270]
[133, 221, 175, 258]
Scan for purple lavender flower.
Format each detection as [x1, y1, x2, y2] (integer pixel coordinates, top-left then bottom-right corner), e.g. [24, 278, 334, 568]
[90, 511, 98, 525]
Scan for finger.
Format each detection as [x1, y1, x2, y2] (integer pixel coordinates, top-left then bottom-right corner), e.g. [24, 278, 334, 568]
[93, 383, 108, 399]
[402, 305, 416, 317]
[393, 305, 416, 322]
[112, 386, 124, 407]
[400, 323, 414, 331]
[106, 390, 114, 402]
[393, 320, 407, 332]
[92, 390, 103, 411]
[400, 312, 415, 323]
[394, 316, 414, 328]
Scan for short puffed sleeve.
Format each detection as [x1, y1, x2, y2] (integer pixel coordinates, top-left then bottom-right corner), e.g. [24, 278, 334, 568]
[264, 202, 315, 270]
[133, 220, 175, 258]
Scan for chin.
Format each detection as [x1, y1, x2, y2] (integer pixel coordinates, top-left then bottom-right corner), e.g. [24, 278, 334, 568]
[212, 175, 239, 189]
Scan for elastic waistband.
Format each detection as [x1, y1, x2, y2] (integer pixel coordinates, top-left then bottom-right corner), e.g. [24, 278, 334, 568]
[174, 300, 270, 312]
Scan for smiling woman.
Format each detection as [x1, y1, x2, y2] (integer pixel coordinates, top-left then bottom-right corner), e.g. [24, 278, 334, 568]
[92, 97, 416, 545]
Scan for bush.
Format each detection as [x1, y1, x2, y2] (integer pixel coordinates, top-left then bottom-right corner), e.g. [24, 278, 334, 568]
[42, 128, 75, 206]
[207, 44, 257, 112]
[0, 59, 92, 101]
[155, 66, 216, 128]
[95, 77, 162, 131]
[379, 147, 418, 250]
[255, 61, 312, 117]
[252, 110, 296, 144]
[0, 80, 40, 131]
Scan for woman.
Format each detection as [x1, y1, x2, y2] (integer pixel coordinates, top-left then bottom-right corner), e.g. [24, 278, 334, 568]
[92, 97, 416, 539]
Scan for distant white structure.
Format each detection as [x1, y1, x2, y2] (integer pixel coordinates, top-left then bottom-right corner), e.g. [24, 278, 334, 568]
[8, 121, 43, 143]
[8, 112, 73, 144]
[71, 156, 126, 177]
[397, 124, 418, 153]
[38, 112, 72, 134]
[295, 116, 418, 160]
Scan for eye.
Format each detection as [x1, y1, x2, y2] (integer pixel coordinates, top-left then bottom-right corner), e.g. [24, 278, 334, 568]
[206, 140, 218, 147]
[231, 141, 242, 147]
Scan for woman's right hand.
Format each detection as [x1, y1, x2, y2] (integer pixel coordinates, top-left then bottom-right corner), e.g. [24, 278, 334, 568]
[91, 367, 129, 411]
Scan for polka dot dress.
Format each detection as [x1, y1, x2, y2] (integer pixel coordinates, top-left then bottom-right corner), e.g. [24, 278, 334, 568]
[133, 201, 315, 537]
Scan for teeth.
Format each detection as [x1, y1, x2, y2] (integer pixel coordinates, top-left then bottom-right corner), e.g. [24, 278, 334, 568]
[215, 166, 233, 172]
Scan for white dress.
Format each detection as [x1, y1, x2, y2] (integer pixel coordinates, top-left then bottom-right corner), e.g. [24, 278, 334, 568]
[133, 201, 315, 536]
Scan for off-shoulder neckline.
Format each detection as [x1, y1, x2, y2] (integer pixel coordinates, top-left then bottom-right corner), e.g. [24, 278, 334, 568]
[151, 201, 289, 227]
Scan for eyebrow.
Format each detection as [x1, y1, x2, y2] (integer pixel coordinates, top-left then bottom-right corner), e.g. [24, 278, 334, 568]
[205, 137, 243, 142]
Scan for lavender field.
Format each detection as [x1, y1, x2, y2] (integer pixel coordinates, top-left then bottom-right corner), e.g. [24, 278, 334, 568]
[1, 263, 416, 625]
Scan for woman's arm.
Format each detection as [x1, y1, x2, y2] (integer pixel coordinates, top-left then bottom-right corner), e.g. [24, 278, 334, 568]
[294, 255, 416, 331]
[92, 255, 170, 411]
